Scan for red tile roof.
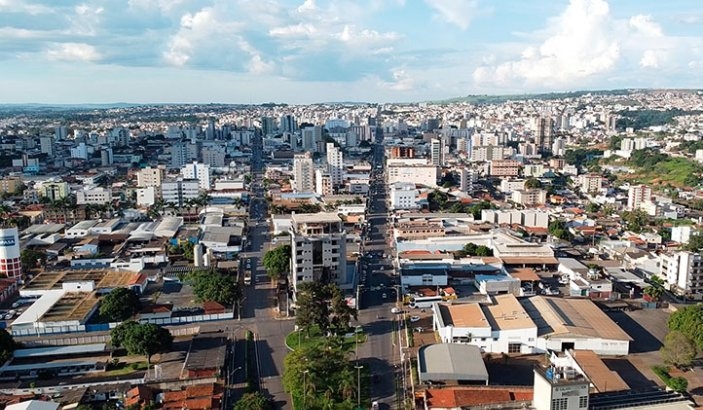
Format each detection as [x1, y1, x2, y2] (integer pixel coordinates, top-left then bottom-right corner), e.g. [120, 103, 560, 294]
[425, 387, 533, 408]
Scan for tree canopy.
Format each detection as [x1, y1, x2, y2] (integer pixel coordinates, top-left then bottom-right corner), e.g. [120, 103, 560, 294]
[660, 330, 697, 368]
[295, 282, 356, 333]
[20, 248, 46, 272]
[455, 243, 493, 258]
[99, 288, 141, 322]
[110, 321, 173, 364]
[188, 270, 241, 306]
[234, 392, 274, 410]
[263, 245, 291, 281]
[621, 209, 649, 233]
[668, 304, 703, 351]
[0, 329, 15, 364]
[524, 178, 542, 189]
[548, 220, 573, 241]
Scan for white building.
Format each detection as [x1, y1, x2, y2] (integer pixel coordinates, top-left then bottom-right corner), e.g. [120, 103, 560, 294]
[500, 179, 526, 194]
[76, 187, 112, 205]
[659, 251, 703, 299]
[458, 167, 477, 193]
[671, 226, 692, 244]
[627, 185, 652, 211]
[432, 295, 538, 354]
[326, 142, 344, 187]
[293, 152, 315, 193]
[430, 138, 444, 167]
[290, 213, 347, 295]
[161, 179, 200, 207]
[136, 186, 157, 207]
[387, 164, 438, 187]
[511, 189, 547, 206]
[577, 174, 603, 193]
[181, 162, 211, 190]
[389, 182, 419, 210]
[315, 169, 333, 196]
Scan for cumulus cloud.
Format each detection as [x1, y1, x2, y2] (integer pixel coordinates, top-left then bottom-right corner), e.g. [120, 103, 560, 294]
[473, 0, 620, 86]
[424, 0, 479, 30]
[378, 68, 414, 91]
[640, 49, 663, 68]
[46, 42, 100, 61]
[629, 14, 663, 37]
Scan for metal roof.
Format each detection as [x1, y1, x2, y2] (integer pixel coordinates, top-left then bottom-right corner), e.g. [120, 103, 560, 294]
[418, 344, 488, 383]
[13, 343, 106, 358]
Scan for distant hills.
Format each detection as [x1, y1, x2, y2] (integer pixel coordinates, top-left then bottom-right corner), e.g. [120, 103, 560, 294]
[432, 89, 636, 105]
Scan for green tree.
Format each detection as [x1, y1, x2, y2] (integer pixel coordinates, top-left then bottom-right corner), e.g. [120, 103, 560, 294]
[524, 178, 542, 189]
[585, 202, 601, 213]
[99, 288, 141, 321]
[643, 285, 663, 302]
[684, 234, 703, 252]
[263, 245, 291, 282]
[295, 282, 332, 332]
[474, 245, 493, 257]
[0, 329, 15, 364]
[668, 305, 703, 351]
[20, 248, 47, 272]
[668, 377, 689, 392]
[621, 209, 649, 233]
[548, 220, 573, 241]
[234, 392, 274, 410]
[110, 321, 173, 364]
[188, 270, 241, 306]
[329, 285, 357, 332]
[660, 330, 697, 368]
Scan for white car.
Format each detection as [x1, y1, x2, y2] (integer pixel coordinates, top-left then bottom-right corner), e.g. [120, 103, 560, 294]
[391, 307, 401, 314]
[372, 401, 379, 410]
[381, 293, 387, 299]
[410, 316, 420, 322]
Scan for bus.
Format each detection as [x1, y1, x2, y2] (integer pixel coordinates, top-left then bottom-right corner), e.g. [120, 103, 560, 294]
[408, 296, 443, 309]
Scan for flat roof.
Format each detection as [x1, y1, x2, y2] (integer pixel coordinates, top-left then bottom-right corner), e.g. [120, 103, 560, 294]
[419, 344, 488, 382]
[570, 350, 629, 393]
[483, 294, 536, 331]
[501, 257, 559, 265]
[291, 212, 341, 224]
[184, 333, 227, 371]
[438, 303, 490, 329]
[23, 269, 138, 291]
[40, 292, 99, 323]
[12, 290, 65, 326]
[521, 296, 632, 341]
[67, 220, 98, 231]
[558, 257, 589, 271]
[509, 268, 541, 281]
[13, 343, 106, 358]
[22, 224, 65, 235]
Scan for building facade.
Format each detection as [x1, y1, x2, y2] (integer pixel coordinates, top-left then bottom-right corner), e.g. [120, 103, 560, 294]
[293, 152, 315, 193]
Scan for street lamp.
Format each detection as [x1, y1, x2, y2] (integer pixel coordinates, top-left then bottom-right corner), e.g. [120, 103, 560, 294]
[302, 369, 310, 410]
[355, 364, 363, 408]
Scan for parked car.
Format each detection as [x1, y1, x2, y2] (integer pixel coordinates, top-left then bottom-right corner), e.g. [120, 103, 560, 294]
[410, 316, 420, 322]
[391, 307, 401, 314]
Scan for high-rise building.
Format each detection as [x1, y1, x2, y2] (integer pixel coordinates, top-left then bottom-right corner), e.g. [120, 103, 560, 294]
[261, 116, 276, 136]
[205, 119, 216, 140]
[534, 117, 554, 151]
[315, 169, 333, 196]
[40, 136, 54, 157]
[459, 168, 477, 193]
[627, 185, 652, 211]
[137, 166, 164, 188]
[40, 181, 70, 201]
[660, 251, 703, 300]
[181, 162, 211, 190]
[293, 153, 315, 193]
[101, 147, 113, 166]
[55, 126, 68, 141]
[201, 147, 226, 167]
[430, 138, 444, 167]
[280, 114, 297, 133]
[110, 127, 130, 147]
[0, 227, 21, 279]
[301, 126, 322, 152]
[389, 146, 415, 158]
[290, 212, 347, 295]
[326, 142, 344, 187]
[171, 142, 189, 168]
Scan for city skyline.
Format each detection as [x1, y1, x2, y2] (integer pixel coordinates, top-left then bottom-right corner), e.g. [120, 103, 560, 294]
[1, 0, 702, 104]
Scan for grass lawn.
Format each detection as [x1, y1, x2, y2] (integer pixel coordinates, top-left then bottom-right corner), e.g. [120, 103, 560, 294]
[286, 326, 366, 352]
[103, 360, 150, 376]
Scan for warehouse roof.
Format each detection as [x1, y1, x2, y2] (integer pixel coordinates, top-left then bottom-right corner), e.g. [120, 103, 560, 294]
[418, 344, 488, 383]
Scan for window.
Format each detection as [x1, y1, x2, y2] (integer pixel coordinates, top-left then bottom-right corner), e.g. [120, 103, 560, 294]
[508, 343, 521, 353]
[551, 398, 568, 410]
[579, 396, 588, 408]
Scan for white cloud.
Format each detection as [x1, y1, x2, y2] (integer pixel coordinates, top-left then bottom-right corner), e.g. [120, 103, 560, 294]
[46, 42, 100, 62]
[127, 0, 185, 13]
[379, 68, 414, 91]
[69, 3, 104, 36]
[424, 0, 478, 30]
[629, 14, 663, 37]
[297, 0, 316, 14]
[640, 49, 663, 68]
[0, 0, 53, 15]
[269, 23, 318, 39]
[336, 25, 401, 50]
[248, 54, 275, 75]
[473, 0, 620, 86]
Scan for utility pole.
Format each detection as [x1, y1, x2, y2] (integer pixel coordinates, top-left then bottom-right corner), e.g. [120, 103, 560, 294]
[355, 364, 363, 409]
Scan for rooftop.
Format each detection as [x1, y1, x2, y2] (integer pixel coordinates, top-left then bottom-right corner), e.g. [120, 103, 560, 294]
[291, 212, 341, 224]
[418, 344, 488, 383]
[570, 350, 629, 393]
[437, 303, 490, 329]
[483, 294, 536, 331]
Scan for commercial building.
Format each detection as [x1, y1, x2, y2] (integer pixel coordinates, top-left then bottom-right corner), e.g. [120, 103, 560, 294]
[387, 164, 438, 187]
[290, 212, 347, 294]
[76, 187, 113, 205]
[432, 294, 538, 354]
[418, 344, 488, 385]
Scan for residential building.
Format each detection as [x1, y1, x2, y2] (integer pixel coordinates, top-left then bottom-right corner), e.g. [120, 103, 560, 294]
[489, 160, 520, 177]
[430, 138, 444, 167]
[512, 189, 547, 206]
[181, 162, 211, 190]
[627, 185, 652, 211]
[389, 182, 419, 210]
[137, 187, 157, 207]
[326, 142, 344, 187]
[201, 146, 226, 167]
[315, 169, 333, 196]
[76, 187, 113, 205]
[577, 174, 603, 193]
[161, 178, 200, 207]
[137, 167, 164, 188]
[660, 251, 703, 299]
[458, 167, 477, 193]
[0, 177, 22, 195]
[301, 126, 322, 151]
[40, 181, 70, 201]
[290, 212, 347, 294]
[293, 152, 315, 193]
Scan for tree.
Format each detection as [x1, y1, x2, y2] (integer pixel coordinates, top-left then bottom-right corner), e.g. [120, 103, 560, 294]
[0, 329, 15, 364]
[660, 331, 697, 368]
[188, 270, 241, 306]
[20, 248, 46, 272]
[548, 220, 573, 241]
[684, 234, 703, 252]
[524, 178, 542, 189]
[110, 321, 173, 364]
[263, 245, 291, 282]
[585, 202, 601, 213]
[668, 304, 703, 351]
[234, 392, 274, 410]
[643, 285, 663, 302]
[99, 288, 141, 321]
[621, 209, 649, 233]
[295, 282, 355, 333]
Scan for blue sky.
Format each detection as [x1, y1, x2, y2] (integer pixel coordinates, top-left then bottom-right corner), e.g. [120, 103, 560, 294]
[0, 0, 702, 104]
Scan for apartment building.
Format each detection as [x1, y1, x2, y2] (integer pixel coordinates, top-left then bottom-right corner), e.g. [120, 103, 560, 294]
[660, 251, 703, 300]
[512, 189, 547, 206]
[577, 174, 603, 193]
[40, 181, 70, 201]
[294, 152, 315, 193]
[387, 164, 438, 187]
[627, 185, 652, 211]
[161, 178, 200, 207]
[76, 187, 113, 205]
[326, 142, 344, 187]
[489, 160, 521, 177]
[136, 167, 164, 188]
[290, 213, 347, 295]
[0, 177, 22, 194]
[389, 182, 419, 210]
[181, 162, 211, 190]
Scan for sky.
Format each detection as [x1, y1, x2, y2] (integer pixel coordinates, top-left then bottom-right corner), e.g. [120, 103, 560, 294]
[0, 0, 702, 104]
